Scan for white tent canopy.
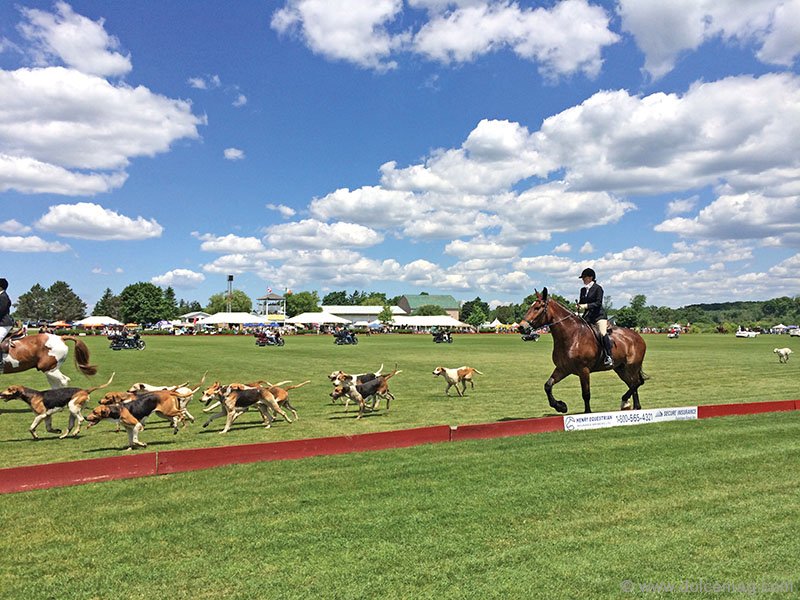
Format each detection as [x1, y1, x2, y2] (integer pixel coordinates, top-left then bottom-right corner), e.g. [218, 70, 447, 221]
[74, 316, 122, 327]
[286, 312, 350, 324]
[391, 315, 472, 328]
[197, 312, 270, 325]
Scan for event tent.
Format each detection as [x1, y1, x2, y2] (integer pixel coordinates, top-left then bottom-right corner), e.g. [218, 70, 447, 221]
[197, 312, 270, 325]
[285, 312, 350, 325]
[74, 316, 123, 327]
[391, 315, 472, 328]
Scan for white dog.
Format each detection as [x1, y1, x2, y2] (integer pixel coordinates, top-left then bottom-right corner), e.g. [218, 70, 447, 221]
[773, 348, 793, 363]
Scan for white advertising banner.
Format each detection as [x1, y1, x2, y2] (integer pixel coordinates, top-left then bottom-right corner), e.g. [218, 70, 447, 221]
[563, 406, 698, 432]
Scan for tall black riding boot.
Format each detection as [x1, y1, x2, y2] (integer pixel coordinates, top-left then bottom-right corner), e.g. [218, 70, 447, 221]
[602, 334, 613, 366]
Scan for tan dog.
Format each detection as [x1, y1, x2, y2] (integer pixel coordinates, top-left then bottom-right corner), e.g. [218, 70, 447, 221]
[0, 372, 114, 439]
[432, 366, 483, 397]
[774, 347, 793, 363]
[330, 368, 401, 418]
[202, 385, 294, 433]
[126, 372, 206, 423]
[98, 388, 193, 434]
[85, 390, 189, 450]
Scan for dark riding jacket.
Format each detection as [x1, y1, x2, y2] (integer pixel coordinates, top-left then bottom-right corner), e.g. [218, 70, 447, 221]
[579, 283, 607, 324]
[0, 291, 13, 327]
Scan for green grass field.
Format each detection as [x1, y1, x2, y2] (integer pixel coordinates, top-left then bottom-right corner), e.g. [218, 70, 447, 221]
[0, 411, 798, 599]
[0, 331, 797, 469]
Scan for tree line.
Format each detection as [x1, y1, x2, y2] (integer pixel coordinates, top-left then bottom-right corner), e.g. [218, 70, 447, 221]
[9, 281, 800, 331]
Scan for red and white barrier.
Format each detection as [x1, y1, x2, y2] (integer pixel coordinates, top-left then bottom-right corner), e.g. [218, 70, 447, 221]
[0, 399, 797, 494]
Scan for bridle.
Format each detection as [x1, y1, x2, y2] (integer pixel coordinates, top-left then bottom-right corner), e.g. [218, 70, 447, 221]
[524, 296, 589, 331]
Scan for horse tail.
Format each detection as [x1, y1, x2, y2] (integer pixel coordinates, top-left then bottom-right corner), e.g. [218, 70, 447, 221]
[638, 369, 649, 386]
[61, 336, 98, 376]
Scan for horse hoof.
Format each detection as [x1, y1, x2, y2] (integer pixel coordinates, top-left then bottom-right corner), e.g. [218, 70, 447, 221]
[553, 401, 568, 414]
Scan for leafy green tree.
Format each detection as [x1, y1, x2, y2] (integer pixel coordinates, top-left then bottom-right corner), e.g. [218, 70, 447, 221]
[322, 290, 348, 305]
[93, 288, 121, 320]
[206, 289, 253, 314]
[494, 305, 516, 324]
[178, 299, 203, 313]
[460, 297, 490, 323]
[377, 305, 394, 323]
[613, 306, 638, 328]
[466, 306, 488, 327]
[120, 282, 166, 324]
[14, 284, 50, 322]
[48, 281, 86, 321]
[285, 291, 320, 317]
[361, 292, 387, 306]
[415, 304, 447, 316]
[161, 287, 179, 319]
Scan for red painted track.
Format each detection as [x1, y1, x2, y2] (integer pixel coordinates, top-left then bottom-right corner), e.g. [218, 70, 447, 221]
[1, 399, 797, 494]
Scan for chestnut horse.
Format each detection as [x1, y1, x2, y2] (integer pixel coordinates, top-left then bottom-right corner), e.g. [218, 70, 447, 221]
[1, 333, 97, 388]
[520, 288, 647, 414]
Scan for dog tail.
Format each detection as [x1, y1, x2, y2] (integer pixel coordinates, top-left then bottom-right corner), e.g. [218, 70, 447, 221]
[87, 371, 115, 394]
[270, 380, 293, 388]
[383, 366, 402, 381]
[473, 369, 484, 375]
[375, 363, 384, 376]
[283, 380, 311, 391]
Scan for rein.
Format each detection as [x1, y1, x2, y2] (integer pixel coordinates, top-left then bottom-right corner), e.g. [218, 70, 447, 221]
[535, 298, 590, 330]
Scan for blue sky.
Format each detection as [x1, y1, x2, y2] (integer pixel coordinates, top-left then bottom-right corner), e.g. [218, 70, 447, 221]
[1, 0, 799, 311]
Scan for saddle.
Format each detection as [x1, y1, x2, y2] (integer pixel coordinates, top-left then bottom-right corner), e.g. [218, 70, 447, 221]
[0, 324, 25, 353]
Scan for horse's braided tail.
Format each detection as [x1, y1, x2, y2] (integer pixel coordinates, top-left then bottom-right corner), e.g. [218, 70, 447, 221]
[61, 335, 98, 376]
[639, 369, 649, 386]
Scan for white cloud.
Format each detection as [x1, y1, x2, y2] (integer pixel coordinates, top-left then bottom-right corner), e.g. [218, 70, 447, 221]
[580, 242, 594, 254]
[0, 219, 31, 234]
[271, 0, 407, 71]
[224, 147, 245, 160]
[412, 0, 619, 79]
[310, 186, 420, 226]
[272, 0, 618, 78]
[380, 119, 551, 195]
[35, 202, 163, 240]
[0, 235, 70, 252]
[233, 93, 247, 107]
[264, 218, 383, 250]
[553, 243, 571, 253]
[655, 192, 800, 246]
[667, 196, 697, 216]
[444, 237, 519, 260]
[266, 203, 296, 218]
[537, 73, 800, 196]
[618, 0, 800, 79]
[18, 1, 132, 77]
[194, 232, 266, 254]
[187, 74, 221, 89]
[151, 269, 206, 288]
[0, 5, 204, 196]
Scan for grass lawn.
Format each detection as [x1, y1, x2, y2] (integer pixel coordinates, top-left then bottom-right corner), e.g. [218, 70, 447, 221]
[0, 411, 798, 599]
[0, 331, 797, 468]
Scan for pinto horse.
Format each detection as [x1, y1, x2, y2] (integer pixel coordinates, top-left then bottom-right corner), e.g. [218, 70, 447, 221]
[520, 288, 647, 414]
[1, 333, 97, 388]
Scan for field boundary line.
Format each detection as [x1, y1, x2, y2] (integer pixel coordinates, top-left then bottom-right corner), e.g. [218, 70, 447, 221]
[0, 399, 797, 494]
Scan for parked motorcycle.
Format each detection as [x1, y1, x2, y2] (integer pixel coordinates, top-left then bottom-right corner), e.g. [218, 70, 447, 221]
[255, 332, 285, 346]
[432, 331, 453, 343]
[333, 330, 358, 345]
[109, 333, 146, 351]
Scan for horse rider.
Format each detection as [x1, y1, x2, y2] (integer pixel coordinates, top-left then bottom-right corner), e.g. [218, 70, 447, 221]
[0, 278, 14, 370]
[577, 268, 613, 367]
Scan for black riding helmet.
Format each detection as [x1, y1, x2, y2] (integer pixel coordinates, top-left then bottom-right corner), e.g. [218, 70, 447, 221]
[579, 268, 596, 281]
